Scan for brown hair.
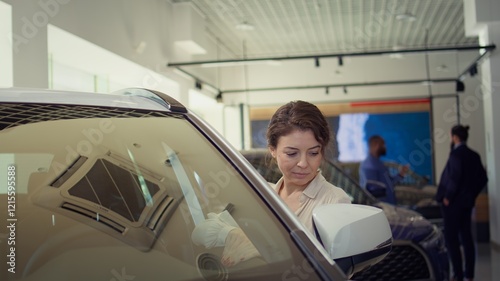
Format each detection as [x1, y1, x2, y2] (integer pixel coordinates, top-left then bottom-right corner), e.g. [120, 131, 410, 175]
[266, 100, 330, 154]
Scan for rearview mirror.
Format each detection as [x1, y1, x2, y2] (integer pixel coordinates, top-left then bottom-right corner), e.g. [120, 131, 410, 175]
[313, 204, 392, 278]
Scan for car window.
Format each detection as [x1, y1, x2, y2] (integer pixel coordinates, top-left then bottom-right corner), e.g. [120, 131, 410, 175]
[0, 104, 325, 281]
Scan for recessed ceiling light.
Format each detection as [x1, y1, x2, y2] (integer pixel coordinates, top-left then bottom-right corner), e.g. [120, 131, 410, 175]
[388, 53, 404, 59]
[388, 45, 404, 59]
[396, 13, 416, 22]
[236, 22, 255, 31]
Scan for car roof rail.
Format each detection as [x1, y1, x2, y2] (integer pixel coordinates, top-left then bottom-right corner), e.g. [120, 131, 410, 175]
[112, 88, 187, 113]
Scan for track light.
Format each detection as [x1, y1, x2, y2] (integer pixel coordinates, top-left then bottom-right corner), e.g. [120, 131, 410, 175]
[195, 81, 202, 90]
[338, 56, 343, 66]
[325, 87, 329, 95]
[315, 58, 320, 68]
[456, 80, 465, 92]
[343, 86, 348, 94]
[469, 64, 478, 77]
[215, 92, 223, 102]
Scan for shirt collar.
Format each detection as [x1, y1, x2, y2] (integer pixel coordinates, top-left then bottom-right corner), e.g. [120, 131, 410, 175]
[302, 171, 323, 199]
[273, 170, 323, 199]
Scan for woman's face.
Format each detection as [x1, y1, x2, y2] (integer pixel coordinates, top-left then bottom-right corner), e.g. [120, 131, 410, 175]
[270, 129, 323, 189]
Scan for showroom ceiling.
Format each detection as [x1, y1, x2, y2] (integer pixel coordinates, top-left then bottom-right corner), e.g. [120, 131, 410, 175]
[170, 0, 478, 59]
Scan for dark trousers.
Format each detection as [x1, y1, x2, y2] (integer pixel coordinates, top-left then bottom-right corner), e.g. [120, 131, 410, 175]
[441, 204, 475, 280]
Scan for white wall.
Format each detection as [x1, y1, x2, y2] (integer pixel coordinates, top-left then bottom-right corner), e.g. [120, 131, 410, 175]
[431, 77, 487, 184]
[0, 1, 13, 87]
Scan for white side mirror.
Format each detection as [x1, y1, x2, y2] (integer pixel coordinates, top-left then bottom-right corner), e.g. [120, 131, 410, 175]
[313, 204, 392, 277]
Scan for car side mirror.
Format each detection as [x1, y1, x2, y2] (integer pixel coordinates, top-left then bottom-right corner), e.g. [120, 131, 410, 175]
[313, 204, 392, 278]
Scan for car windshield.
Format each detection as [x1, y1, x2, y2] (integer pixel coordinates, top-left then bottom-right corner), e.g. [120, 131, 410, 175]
[0, 102, 326, 281]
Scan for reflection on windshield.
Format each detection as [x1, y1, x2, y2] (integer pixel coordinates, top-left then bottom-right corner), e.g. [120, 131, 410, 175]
[161, 142, 205, 225]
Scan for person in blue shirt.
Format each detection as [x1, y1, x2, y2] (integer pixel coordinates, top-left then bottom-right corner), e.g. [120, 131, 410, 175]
[359, 135, 408, 204]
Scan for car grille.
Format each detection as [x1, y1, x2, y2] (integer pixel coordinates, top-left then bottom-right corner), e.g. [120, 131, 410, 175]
[352, 244, 431, 281]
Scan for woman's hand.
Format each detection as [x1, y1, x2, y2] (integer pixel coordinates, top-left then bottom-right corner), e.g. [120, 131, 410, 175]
[221, 228, 260, 267]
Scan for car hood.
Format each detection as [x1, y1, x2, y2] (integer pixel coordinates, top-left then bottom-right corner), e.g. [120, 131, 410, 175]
[376, 202, 434, 242]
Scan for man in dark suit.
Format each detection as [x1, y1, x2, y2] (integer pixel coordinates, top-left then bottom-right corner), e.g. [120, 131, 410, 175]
[436, 125, 488, 281]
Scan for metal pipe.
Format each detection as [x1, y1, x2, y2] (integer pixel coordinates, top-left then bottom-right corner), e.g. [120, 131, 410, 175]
[220, 78, 458, 94]
[167, 44, 496, 67]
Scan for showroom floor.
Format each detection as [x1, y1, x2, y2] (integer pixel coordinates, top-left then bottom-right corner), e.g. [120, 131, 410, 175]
[472, 242, 500, 281]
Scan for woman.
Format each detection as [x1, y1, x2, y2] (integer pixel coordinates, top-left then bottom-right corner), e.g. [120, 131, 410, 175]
[267, 100, 351, 233]
[193, 100, 350, 266]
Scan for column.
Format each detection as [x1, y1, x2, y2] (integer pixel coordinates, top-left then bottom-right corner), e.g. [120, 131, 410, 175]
[11, 1, 49, 88]
[463, 0, 500, 248]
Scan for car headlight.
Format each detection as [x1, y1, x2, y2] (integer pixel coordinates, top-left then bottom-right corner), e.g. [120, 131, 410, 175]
[419, 225, 446, 252]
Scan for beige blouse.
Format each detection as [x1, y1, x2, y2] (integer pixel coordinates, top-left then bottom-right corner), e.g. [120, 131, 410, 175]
[273, 171, 352, 234]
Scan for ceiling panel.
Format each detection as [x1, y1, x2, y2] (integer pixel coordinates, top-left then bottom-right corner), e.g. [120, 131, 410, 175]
[171, 0, 478, 59]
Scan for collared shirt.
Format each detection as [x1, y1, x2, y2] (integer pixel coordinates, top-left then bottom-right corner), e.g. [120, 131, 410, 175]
[272, 171, 351, 234]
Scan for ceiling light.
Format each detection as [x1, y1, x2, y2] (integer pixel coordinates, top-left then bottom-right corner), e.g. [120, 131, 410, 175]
[388, 45, 405, 59]
[388, 53, 404, 59]
[396, 13, 416, 22]
[236, 22, 255, 31]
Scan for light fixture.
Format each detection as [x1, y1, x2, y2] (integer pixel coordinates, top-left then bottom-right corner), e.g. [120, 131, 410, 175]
[236, 22, 255, 31]
[216, 92, 223, 103]
[338, 56, 343, 66]
[343, 86, 348, 94]
[396, 13, 416, 22]
[388, 45, 404, 59]
[315, 58, 320, 68]
[388, 53, 404, 59]
[469, 64, 478, 76]
[456, 80, 465, 92]
[325, 87, 329, 95]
